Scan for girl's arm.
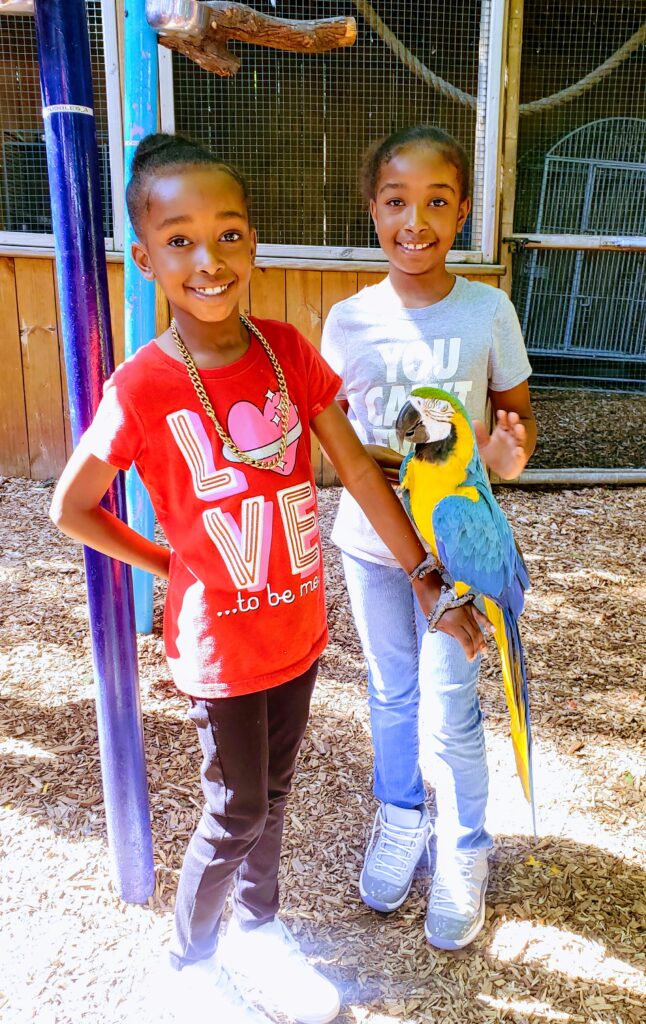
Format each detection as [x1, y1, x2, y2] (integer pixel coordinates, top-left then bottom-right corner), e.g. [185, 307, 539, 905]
[335, 398, 402, 483]
[473, 380, 537, 480]
[50, 446, 171, 579]
[312, 401, 490, 660]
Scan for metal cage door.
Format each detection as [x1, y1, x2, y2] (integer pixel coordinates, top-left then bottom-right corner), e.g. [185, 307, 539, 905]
[521, 117, 646, 364]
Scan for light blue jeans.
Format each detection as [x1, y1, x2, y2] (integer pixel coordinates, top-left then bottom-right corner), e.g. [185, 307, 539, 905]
[342, 552, 492, 858]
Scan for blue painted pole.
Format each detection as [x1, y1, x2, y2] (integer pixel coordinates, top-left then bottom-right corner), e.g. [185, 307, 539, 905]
[33, 0, 155, 904]
[124, 3, 158, 635]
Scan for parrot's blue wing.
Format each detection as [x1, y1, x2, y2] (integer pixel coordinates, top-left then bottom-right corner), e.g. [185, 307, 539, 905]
[432, 448, 534, 826]
[432, 456, 519, 606]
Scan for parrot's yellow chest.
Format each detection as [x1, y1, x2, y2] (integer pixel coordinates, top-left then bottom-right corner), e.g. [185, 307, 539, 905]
[403, 419, 478, 554]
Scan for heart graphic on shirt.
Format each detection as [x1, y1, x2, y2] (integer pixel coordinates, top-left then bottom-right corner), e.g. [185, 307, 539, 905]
[222, 391, 303, 476]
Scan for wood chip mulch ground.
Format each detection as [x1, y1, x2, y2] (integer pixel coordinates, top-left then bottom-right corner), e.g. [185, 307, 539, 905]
[530, 390, 646, 470]
[1, 478, 645, 1024]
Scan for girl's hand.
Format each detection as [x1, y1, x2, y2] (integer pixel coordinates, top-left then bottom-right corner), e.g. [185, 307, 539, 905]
[412, 574, 492, 661]
[364, 444, 403, 484]
[436, 603, 492, 661]
[51, 447, 171, 579]
[473, 410, 528, 480]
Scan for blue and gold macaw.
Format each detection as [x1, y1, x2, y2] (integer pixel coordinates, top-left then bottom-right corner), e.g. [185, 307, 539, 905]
[396, 385, 534, 824]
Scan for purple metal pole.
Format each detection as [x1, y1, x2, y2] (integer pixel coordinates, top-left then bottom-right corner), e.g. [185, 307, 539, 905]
[33, 0, 154, 903]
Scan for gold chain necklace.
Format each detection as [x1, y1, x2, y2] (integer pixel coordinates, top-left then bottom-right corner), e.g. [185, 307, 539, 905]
[170, 313, 291, 471]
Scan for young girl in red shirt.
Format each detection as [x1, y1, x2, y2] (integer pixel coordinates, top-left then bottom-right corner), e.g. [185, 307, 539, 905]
[51, 133, 488, 1024]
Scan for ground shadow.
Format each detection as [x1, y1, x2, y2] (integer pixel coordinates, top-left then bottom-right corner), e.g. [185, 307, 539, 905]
[2, 694, 644, 1022]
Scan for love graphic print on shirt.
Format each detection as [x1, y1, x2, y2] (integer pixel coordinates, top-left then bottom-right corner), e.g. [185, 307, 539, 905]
[167, 400, 320, 620]
[365, 337, 473, 450]
[223, 390, 303, 476]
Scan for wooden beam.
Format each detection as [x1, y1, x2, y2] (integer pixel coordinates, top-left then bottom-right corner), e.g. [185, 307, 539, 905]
[504, 234, 646, 252]
[499, 0, 524, 296]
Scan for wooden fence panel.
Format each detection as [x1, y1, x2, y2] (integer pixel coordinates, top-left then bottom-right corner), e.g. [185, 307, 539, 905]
[249, 267, 286, 320]
[322, 271, 358, 319]
[0, 257, 502, 480]
[358, 271, 387, 290]
[53, 274, 73, 460]
[14, 258, 66, 480]
[285, 270, 324, 479]
[0, 257, 30, 477]
[319, 272, 359, 484]
[466, 273, 498, 286]
[107, 262, 125, 366]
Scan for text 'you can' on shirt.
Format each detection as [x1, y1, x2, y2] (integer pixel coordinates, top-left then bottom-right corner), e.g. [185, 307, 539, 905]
[321, 276, 532, 566]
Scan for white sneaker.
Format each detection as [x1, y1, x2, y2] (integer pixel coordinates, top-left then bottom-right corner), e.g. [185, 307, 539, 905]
[425, 848, 489, 950]
[220, 916, 341, 1024]
[359, 803, 431, 912]
[158, 955, 271, 1023]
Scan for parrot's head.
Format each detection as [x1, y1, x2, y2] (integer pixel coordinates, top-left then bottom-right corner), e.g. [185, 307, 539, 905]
[395, 386, 472, 461]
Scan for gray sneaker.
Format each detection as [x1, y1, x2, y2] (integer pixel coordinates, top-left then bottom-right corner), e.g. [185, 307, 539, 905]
[359, 803, 431, 912]
[425, 848, 489, 950]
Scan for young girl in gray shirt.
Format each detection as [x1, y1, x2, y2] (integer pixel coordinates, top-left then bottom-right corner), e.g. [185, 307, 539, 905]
[322, 125, 537, 951]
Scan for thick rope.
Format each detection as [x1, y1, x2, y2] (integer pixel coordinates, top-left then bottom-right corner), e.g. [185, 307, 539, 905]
[519, 22, 646, 115]
[352, 0, 476, 110]
[351, 0, 646, 118]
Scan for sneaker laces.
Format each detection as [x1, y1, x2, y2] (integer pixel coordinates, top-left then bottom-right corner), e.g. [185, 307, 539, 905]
[367, 812, 430, 884]
[269, 918, 308, 965]
[169, 960, 266, 1023]
[215, 961, 276, 1022]
[214, 964, 257, 1008]
[430, 850, 487, 918]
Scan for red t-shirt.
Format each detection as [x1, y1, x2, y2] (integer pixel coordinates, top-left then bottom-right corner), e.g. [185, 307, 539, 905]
[82, 318, 341, 699]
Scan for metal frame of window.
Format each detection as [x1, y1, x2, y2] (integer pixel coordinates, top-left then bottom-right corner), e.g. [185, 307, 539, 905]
[478, 0, 507, 263]
[0, 0, 123, 251]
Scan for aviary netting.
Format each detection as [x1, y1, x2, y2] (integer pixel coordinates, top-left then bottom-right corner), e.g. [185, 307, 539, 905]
[351, 0, 646, 116]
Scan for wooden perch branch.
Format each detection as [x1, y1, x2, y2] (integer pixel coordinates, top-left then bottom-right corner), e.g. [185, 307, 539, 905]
[156, 1, 357, 77]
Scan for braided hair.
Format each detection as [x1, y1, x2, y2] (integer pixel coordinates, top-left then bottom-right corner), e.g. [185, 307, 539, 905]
[126, 132, 251, 237]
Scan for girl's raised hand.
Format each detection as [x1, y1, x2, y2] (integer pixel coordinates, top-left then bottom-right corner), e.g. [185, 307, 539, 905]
[473, 410, 528, 480]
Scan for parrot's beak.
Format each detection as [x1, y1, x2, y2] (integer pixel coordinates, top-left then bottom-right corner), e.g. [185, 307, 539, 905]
[395, 400, 427, 449]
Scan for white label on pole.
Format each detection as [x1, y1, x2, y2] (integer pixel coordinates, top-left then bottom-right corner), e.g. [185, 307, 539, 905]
[43, 104, 94, 117]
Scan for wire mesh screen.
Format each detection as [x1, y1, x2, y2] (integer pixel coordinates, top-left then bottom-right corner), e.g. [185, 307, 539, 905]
[510, 1, 646, 471]
[0, 2, 113, 238]
[172, 1, 490, 250]
[511, 2, 645, 370]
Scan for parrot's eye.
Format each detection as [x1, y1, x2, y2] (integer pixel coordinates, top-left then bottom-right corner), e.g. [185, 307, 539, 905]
[432, 399, 452, 415]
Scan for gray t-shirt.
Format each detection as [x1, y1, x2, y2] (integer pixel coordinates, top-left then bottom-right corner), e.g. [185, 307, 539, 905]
[321, 274, 532, 565]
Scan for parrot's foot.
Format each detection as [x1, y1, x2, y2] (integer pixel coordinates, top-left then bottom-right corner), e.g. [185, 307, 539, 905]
[359, 802, 431, 913]
[425, 848, 489, 950]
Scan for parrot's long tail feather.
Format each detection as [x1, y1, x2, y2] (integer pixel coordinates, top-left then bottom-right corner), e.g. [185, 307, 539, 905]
[483, 598, 535, 831]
